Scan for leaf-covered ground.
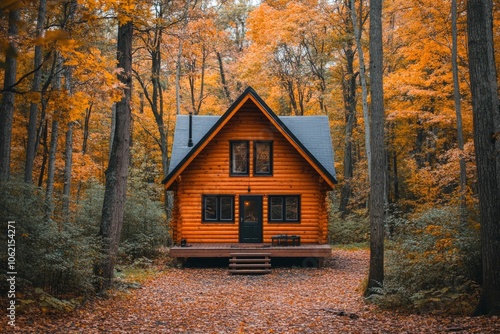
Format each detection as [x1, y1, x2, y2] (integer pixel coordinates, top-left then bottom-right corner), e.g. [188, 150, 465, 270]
[12, 250, 500, 333]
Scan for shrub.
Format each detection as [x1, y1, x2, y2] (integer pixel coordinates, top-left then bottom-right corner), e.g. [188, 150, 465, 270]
[369, 206, 481, 315]
[329, 210, 369, 245]
[0, 178, 167, 297]
[0, 178, 98, 296]
[119, 189, 167, 261]
[78, 181, 168, 262]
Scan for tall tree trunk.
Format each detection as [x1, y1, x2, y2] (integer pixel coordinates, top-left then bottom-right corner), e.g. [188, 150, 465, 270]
[0, 9, 20, 182]
[44, 51, 64, 220]
[132, 1, 171, 216]
[451, 0, 467, 222]
[82, 103, 92, 154]
[339, 47, 357, 215]
[45, 120, 59, 220]
[95, 19, 133, 292]
[350, 0, 371, 181]
[38, 120, 48, 187]
[195, 46, 207, 115]
[62, 123, 73, 221]
[392, 148, 399, 201]
[175, 0, 191, 115]
[217, 51, 232, 104]
[365, 0, 385, 297]
[467, 0, 500, 316]
[25, 0, 47, 183]
[109, 104, 116, 159]
[175, 37, 184, 115]
[286, 80, 299, 115]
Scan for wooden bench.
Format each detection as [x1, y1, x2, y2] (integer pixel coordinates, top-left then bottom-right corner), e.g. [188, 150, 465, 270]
[271, 235, 301, 246]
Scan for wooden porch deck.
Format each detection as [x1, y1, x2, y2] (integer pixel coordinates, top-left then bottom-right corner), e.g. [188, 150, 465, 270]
[169, 243, 332, 259]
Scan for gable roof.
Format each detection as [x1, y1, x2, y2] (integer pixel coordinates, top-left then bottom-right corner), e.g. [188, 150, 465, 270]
[162, 87, 337, 188]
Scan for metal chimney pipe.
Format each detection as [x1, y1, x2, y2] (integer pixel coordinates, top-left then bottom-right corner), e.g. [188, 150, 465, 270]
[188, 112, 193, 147]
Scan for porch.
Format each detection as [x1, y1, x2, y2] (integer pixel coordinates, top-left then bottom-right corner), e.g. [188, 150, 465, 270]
[169, 243, 332, 267]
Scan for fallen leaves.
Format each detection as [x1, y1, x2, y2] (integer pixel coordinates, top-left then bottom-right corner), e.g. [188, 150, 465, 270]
[10, 249, 500, 333]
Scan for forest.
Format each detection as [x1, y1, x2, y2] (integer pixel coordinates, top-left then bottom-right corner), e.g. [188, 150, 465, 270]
[1, 0, 500, 328]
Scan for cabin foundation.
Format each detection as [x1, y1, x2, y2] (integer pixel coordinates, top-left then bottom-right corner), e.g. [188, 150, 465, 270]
[170, 243, 331, 268]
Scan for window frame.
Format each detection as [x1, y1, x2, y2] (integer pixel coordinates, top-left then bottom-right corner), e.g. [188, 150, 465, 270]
[230, 141, 250, 176]
[254, 141, 273, 176]
[202, 195, 235, 223]
[268, 195, 301, 223]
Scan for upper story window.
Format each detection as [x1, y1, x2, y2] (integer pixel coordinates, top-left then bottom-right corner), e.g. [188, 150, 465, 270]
[254, 141, 273, 176]
[230, 141, 249, 176]
[230, 140, 273, 176]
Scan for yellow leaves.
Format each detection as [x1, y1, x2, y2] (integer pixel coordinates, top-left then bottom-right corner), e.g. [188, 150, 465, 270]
[43, 30, 70, 43]
[425, 224, 442, 237]
[34, 30, 81, 53]
[57, 38, 81, 54]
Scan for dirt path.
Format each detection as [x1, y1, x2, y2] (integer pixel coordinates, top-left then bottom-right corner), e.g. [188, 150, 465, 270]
[13, 250, 500, 333]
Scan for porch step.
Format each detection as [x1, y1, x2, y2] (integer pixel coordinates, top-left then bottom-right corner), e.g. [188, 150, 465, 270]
[229, 253, 271, 275]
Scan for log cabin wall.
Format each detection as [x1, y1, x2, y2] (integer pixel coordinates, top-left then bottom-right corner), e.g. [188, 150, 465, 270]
[170, 100, 330, 244]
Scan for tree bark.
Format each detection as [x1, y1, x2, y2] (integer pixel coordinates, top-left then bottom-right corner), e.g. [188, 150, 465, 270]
[0, 9, 20, 182]
[45, 120, 58, 220]
[175, 37, 184, 115]
[95, 19, 133, 292]
[82, 103, 92, 154]
[451, 0, 467, 222]
[150, 19, 169, 176]
[365, 0, 385, 296]
[63, 123, 73, 221]
[25, 0, 47, 184]
[467, 0, 500, 316]
[339, 46, 357, 215]
[196, 45, 207, 115]
[109, 104, 116, 159]
[175, 0, 191, 115]
[37, 120, 48, 187]
[350, 0, 371, 181]
[133, 2, 171, 216]
[217, 51, 232, 104]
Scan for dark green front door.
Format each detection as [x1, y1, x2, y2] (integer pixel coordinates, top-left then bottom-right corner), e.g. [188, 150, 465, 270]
[239, 196, 263, 243]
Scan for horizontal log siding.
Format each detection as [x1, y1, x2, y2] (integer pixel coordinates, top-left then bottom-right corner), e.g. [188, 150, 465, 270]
[171, 102, 330, 244]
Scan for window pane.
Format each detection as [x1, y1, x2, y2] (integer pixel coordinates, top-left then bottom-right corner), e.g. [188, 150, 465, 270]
[270, 197, 283, 220]
[255, 142, 271, 174]
[204, 196, 217, 220]
[220, 197, 233, 221]
[231, 142, 248, 174]
[243, 200, 258, 222]
[286, 197, 299, 221]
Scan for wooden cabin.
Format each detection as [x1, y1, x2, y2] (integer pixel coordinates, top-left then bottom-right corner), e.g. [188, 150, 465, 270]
[163, 87, 337, 265]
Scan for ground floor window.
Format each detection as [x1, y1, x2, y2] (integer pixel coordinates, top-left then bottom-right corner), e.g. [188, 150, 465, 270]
[203, 195, 235, 222]
[268, 195, 300, 223]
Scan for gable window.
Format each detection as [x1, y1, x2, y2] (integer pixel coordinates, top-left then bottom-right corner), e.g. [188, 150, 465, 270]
[203, 195, 234, 222]
[230, 141, 249, 175]
[254, 141, 273, 175]
[268, 195, 300, 223]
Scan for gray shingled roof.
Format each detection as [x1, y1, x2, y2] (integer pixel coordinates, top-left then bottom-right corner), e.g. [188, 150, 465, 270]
[168, 114, 336, 181]
[168, 115, 219, 175]
[280, 116, 336, 180]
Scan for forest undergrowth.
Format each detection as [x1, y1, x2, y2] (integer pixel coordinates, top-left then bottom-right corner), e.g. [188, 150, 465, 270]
[9, 249, 500, 333]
